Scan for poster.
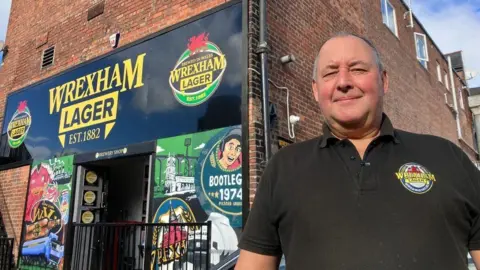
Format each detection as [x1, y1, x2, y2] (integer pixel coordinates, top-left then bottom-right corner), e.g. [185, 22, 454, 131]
[151, 125, 242, 269]
[19, 155, 74, 270]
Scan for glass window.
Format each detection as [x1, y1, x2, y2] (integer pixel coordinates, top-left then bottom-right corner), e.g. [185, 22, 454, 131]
[414, 33, 428, 69]
[437, 62, 442, 82]
[381, 0, 398, 36]
[445, 73, 449, 90]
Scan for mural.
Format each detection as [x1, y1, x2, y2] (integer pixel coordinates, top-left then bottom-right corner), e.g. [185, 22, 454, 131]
[19, 155, 74, 270]
[151, 125, 242, 269]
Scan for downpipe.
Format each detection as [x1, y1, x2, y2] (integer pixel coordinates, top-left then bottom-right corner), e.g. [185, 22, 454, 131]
[258, 0, 272, 162]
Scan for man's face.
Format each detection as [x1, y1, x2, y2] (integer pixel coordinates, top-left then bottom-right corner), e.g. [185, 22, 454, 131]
[312, 36, 388, 131]
[222, 138, 241, 166]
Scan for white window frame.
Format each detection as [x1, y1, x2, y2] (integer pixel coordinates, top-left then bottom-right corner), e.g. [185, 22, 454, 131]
[444, 73, 449, 90]
[436, 62, 442, 83]
[414, 33, 428, 69]
[381, 0, 398, 37]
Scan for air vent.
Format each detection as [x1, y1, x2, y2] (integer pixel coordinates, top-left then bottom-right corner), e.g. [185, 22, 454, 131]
[41, 46, 55, 69]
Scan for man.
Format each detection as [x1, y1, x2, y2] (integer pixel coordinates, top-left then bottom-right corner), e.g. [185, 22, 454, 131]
[235, 32, 480, 269]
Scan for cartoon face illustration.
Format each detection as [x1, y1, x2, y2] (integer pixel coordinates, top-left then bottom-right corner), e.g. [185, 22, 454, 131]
[220, 138, 241, 166]
[217, 128, 242, 171]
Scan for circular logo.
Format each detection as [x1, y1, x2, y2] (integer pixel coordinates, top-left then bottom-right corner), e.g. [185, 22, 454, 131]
[81, 211, 94, 224]
[396, 163, 436, 194]
[85, 171, 98, 184]
[7, 101, 32, 148]
[169, 33, 227, 106]
[83, 191, 96, 205]
[30, 200, 62, 234]
[196, 127, 242, 228]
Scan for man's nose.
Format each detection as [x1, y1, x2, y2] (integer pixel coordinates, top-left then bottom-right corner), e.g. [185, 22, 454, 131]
[335, 69, 353, 92]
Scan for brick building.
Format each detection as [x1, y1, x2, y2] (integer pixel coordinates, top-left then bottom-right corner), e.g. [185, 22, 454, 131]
[0, 0, 477, 269]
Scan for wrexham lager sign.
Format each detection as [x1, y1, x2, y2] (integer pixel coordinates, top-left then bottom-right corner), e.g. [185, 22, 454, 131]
[169, 32, 227, 106]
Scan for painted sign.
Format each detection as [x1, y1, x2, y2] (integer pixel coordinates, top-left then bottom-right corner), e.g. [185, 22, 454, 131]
[152, 125, 241, 268]
[49, 54, 146, 148]
[7, 100, 32, 148]
[19, 155, 74, 270]
[1, 2, 242, 161]
[169, 32, 227, 106]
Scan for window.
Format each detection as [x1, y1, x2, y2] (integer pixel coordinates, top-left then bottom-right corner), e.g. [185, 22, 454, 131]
[381, 0, 398, 36]
[436, 62, 442, 83]
[444, 73, 449, 90]
[459, 88, 465, 110]
[414, 33, 428, 69]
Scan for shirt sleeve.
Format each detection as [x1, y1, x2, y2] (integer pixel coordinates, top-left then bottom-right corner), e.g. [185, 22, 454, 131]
[456, 148, 480, 250]
[237, 157, 282, 256]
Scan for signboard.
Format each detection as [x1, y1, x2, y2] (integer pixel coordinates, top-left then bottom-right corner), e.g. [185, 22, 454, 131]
[151, 125, 242, 268]
[1, 2, 243, 161]
[19, 155, 74, 269]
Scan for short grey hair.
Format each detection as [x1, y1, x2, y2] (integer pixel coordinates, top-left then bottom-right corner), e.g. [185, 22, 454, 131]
[312, 32, 385, 81]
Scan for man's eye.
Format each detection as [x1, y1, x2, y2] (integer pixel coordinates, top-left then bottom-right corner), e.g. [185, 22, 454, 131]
[352, 69, 367, 73]
[323, 71, 337, 77]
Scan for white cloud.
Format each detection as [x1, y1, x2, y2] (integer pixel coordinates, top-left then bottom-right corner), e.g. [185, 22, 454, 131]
[194, 143, 205, 150]
[413, 0, 480, 87]
[26, 136, 49, 143]
[26, 145, 52, 160]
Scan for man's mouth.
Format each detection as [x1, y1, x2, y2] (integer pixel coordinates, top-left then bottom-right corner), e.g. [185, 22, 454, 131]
[334, 96, 361, 102]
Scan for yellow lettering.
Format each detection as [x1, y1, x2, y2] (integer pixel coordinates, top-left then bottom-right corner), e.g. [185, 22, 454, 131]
[395, 172, 404, 179]
[59, 91, 118, 133]
[214, 55, 225, 70]
[49, 85, 66, 114]
[86, 72, 97, 97]
[170, 69, 181, 83]
[109, 64, 122, 89]
[121, 53, 146, 92]
[64, 81, 76, 105]
[97, 67, 110, 93]
[76, 77, 86, 99]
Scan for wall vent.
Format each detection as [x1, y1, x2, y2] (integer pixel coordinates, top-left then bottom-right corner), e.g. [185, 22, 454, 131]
[41, 46, 55, 69]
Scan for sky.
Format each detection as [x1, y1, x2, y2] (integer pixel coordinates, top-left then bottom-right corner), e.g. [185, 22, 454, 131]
[411, 0, 480, 88]
[0, 0, 479, 86]
[0, 0, 11, 64]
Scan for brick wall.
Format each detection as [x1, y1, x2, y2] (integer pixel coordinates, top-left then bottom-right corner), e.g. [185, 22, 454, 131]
[0, 166, 30, 260]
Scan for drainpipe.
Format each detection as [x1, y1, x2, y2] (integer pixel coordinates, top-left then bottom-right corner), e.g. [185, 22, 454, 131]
[257, 0, 271, 162]
[448, 56, 462, 139]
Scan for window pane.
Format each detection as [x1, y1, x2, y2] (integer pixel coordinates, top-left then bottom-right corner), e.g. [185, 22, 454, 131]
[381, 0, 387, 24]
[416, 35, 426, 59]
[387, 3, 395, 31]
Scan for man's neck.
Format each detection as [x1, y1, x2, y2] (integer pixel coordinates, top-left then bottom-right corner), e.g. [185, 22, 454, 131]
[329, 118, 383, 159]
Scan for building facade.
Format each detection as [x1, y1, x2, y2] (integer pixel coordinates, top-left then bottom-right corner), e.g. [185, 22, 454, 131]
[0, 0, 477, 269]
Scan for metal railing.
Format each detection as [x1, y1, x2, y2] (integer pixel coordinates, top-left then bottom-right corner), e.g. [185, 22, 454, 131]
[0, 237, 14, 270]
[67, 222, 211, 270]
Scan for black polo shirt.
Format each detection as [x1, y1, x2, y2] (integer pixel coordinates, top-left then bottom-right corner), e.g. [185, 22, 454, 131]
[238, 114, 480, 269]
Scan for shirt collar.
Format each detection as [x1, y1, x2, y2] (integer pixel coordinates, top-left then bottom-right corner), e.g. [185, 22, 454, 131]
[318, 113, 399, 148]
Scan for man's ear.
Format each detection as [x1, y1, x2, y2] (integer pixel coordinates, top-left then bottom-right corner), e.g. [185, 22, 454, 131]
[382, 70, 389, 94]
[312, 80, 319, 102]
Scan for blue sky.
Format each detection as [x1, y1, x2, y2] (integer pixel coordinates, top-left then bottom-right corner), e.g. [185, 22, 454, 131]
[0, 0, 11, 64]
[0, 0, 479, 86]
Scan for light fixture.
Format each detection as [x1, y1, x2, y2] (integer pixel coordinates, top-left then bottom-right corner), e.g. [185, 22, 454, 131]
[279, 54, 296, 65]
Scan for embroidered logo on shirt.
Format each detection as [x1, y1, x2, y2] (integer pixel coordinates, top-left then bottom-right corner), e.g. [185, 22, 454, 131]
[395, 162, 436, 194]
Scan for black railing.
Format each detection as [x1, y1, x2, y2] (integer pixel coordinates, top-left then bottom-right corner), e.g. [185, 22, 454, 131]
[67, 222, 211, 270]
[0, 237, 14, 270]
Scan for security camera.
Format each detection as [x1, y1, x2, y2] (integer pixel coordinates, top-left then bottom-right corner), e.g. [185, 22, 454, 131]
[280, 54, 296, 65]
[109, 32, 120, 48]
